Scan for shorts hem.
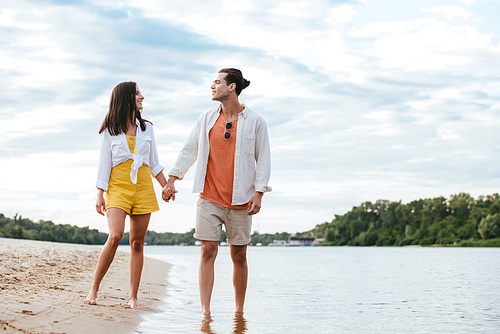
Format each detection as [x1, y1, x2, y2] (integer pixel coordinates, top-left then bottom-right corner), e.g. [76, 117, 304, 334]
[106, 206, 130, 215]
[130, 208, 159, 216]
[226, 238, 251, 246]
[106, 206, 159, 216]
[193, 233, 220, 242]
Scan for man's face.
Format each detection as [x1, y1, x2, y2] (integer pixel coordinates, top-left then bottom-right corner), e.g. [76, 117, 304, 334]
[211, 73, 233, 101]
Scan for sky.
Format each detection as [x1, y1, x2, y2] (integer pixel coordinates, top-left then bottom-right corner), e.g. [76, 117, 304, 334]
[1, 0, 499, 234]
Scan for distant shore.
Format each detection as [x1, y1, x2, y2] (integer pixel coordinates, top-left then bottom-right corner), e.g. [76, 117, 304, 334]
[0, 237, 170, 334]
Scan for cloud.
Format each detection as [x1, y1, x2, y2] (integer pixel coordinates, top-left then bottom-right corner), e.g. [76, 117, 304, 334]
[349, 18, 494, 71]
[422, 6, 471, 20]
[1, 0, 499, 235]
[130, 0, 363, 82]
[326, 4, 357, 25]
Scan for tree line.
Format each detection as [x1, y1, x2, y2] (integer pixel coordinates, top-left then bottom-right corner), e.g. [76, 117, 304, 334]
[0, 213, 105, 245]
[2, 193, 499, 247]
[121, 229, 291, 246]
[300, 193, 500, 246]
[0, 212, 294, 246]
[120, 229, 198, 245]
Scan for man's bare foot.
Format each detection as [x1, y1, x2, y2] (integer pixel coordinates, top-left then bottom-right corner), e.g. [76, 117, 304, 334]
[233, 311, 247, 332]
[84, 289, 98, 305]
[128, 298, 142, 309]
[200, 314, 213, 333]
[201, 309, 211, 315]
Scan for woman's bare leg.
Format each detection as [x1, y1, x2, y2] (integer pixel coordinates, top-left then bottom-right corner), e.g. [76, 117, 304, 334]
[128, 213, 151, 308]
[84, 208, 126, 305]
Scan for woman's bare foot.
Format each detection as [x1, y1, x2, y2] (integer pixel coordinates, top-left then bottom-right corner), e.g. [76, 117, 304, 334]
[128, 298, 142, 309]
[84, 289, 98, 305]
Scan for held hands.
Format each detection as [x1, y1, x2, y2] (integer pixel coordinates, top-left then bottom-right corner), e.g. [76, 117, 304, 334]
[247, 192, 263, 215]
[162, 177, 178, 202]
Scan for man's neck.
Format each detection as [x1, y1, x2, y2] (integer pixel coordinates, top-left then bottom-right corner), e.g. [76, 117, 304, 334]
[220, 98, 244, 122]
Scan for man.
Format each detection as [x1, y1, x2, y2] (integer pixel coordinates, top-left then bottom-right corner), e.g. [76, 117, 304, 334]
[163, 68, 271, 315]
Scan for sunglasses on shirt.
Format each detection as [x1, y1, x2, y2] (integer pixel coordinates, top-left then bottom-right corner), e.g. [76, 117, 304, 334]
[224, 122, 233, 140]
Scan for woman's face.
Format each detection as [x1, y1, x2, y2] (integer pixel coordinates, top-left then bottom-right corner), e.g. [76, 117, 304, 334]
[135, 85, 144, 110]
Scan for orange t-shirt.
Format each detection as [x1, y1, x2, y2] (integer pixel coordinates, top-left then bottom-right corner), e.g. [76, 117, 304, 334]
[200, 113, 248, 209]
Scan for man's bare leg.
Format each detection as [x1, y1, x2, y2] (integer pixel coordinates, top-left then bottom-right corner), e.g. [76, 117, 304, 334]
[230, 245, 248, 313]
[199, 241, 218, 315]
[84, 208, 126, 305]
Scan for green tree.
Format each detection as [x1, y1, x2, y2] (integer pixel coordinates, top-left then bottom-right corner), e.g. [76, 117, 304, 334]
[324, 227, 336, 242]
[478, 214, 500, 240]
[356, 223, 378, 246]
[449, 193, 474, 228]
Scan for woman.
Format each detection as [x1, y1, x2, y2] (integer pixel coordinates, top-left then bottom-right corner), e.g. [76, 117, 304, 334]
[84, 81, 169, 308]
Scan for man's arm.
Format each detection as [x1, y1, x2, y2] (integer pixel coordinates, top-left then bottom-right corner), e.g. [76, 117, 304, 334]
[162, 117, 202, 201]
[247, 191, 263, 215]
[246, 118, 272, 215]
[254, 119, 272, 194]
[255, 119, 272, 193]
[168, 120, 200, 180]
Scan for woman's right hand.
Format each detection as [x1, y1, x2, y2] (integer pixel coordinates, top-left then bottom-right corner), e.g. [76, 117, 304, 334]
[96, 189, 106, 216]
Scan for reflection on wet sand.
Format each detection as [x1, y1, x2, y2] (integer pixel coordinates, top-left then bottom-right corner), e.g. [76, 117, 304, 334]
[200, 315, 215, 334]
[232, 312, 247, 334]
[199, 312, 248, 334]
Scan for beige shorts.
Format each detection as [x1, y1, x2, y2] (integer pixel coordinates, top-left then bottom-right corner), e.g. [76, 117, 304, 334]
[194, 197, 252, 246]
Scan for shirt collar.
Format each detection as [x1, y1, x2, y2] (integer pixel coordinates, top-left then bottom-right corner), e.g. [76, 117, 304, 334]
[215, 104, 248, 119]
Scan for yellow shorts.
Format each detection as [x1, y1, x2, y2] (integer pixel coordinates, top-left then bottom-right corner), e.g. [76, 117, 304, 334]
[105, 160, 159, 215]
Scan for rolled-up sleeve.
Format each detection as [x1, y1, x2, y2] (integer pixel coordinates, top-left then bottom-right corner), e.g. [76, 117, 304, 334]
[254, 119, 272, 193]
[96, 132, 112, 191]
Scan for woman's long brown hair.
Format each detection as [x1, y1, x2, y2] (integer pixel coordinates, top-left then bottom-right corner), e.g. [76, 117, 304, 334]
[99, 81, 150, 135]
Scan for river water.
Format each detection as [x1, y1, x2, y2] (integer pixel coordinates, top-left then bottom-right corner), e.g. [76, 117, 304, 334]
[131, 246, 500, 333]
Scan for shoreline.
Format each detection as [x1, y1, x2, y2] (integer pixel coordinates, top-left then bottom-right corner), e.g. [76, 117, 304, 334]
[0, 237, 170, 334]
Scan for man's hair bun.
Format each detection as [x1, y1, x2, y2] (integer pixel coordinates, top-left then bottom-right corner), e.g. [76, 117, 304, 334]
[219, 68, 250, 96]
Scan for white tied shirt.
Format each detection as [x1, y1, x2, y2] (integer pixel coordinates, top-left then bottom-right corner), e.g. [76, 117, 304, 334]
[169, 105, 272, 206]
[96, 119, 164, 191]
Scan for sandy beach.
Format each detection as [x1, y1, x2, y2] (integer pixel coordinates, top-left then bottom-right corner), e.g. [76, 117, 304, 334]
[0, 237, 170, 334]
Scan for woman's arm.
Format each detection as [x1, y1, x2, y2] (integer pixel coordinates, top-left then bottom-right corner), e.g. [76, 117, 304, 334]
[96, 188, 106, 216]
[155, 170, 167, 188]
[96, 132, 113, 191]
[147, 124, 165, 177]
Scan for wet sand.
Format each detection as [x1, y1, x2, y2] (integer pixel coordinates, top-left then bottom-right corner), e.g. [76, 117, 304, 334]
[0, 237, 170, 334]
